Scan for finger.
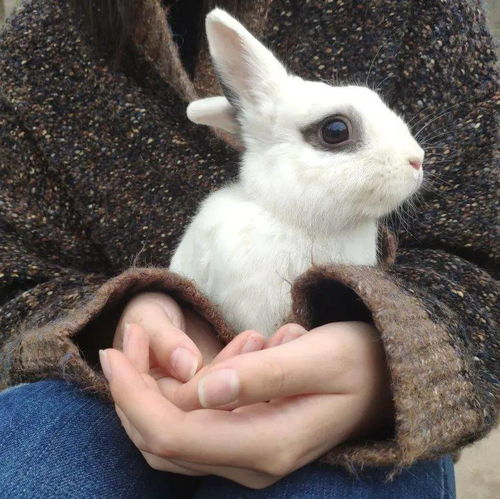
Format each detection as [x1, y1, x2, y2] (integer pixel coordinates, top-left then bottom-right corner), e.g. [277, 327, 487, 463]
[122, 323, 150, 373]
[115, 406, 206, 476]
[163, 327, 299, 410]
[148, 366, 185, 404]
[115, 405, 149, 451]
[122, 300, 202, 381]
[182, 308, 223, 364]
[156, 375, 183, 403]
[156, 330, 265, 408]
[102, 348, 269, 468]
[212, 330, 266, 363]
[176, 327, 352, 409]
[102, 347, 184, 440]
[168, 458, 278, 489]
[266, 323, 307, 348]
[142, 453, 207, 476]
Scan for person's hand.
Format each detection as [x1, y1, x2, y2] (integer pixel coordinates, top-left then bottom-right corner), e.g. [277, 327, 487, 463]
[100, 321, 393, 489]
[162, 322, 392, 419]
[113, 292, 223, 381]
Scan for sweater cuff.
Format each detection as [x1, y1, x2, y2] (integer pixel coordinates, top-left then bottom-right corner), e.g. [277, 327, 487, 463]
[2, 268, 232, 397]
[291, 265, 481, 468]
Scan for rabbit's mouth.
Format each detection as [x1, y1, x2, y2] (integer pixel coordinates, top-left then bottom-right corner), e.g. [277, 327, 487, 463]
[354, 172, 424, 220]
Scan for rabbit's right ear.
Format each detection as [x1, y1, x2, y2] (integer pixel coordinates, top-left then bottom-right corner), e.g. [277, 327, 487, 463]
[206, 9, 288, 108]
[187, 96, 239, 134]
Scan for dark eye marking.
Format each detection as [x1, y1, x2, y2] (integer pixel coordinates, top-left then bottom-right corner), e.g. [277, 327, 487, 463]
[301, 114, 362, 152]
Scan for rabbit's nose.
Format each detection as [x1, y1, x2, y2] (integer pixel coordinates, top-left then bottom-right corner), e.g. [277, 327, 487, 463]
[409, 159, 422, 170]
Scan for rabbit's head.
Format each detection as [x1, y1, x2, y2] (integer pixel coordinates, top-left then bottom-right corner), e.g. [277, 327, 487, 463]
[188, 9, 424, 232]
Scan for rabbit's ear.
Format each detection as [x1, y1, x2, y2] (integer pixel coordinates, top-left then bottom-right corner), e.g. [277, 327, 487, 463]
[206, 9, 288, 107]
[187, 96, 239, 134]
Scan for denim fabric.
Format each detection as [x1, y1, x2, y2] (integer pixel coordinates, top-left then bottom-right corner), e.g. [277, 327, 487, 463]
[0, 380, 456, 498]
[197, 457, 456, 499]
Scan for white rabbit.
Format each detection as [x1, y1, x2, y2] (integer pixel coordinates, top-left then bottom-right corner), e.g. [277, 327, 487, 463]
[170, 9, 424, 336]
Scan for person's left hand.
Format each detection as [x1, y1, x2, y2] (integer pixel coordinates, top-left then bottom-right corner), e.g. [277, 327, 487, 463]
[100, 321, 393, 489]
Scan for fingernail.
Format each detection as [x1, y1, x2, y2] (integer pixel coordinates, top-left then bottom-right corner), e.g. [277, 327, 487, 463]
[280, 324, 306, 345]
[171, 347, 198, 382]
[99, 350, 112, 380]
[241, 334, 263, 354]
[198, 369, 240, 408]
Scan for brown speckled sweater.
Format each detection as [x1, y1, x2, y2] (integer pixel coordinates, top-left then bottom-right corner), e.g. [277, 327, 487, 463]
[0, 0, 498, 470]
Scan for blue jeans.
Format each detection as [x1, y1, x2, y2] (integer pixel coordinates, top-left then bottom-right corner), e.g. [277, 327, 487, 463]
[0, 380, 455, 498]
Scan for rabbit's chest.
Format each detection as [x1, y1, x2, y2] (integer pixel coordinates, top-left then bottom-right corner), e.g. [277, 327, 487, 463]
[170, 188, 377, 335]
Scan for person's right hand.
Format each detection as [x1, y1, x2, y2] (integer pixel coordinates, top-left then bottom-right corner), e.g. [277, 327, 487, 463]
[113, 292, 223, 382]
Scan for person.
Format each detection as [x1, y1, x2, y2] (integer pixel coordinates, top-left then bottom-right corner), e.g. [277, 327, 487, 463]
[0, 0, 497, 497]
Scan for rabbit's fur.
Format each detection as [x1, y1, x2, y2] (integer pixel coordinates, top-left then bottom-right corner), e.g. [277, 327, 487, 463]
[170, 9, 424, 336]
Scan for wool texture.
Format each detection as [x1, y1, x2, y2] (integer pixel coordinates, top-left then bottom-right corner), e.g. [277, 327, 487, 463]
[0, 0, 498, 469]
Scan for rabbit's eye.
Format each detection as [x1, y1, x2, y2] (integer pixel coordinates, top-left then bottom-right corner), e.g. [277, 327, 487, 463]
[321, 118, 349, 144]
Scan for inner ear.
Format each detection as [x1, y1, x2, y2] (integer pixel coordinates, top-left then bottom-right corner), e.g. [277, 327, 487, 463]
[206, 9, 288, 106]
[216, 74, 242, 112]
[208, 20, 253, 103]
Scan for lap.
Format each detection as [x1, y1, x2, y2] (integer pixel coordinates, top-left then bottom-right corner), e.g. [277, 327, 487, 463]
[0, 380, 455, 499]
[0, 380, 197, 498]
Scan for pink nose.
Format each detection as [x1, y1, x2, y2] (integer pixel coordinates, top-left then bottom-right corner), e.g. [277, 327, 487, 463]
[409, 159, 422, 170]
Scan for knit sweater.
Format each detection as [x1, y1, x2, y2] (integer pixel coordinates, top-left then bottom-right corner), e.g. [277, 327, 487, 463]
[0, 0, 498, 470]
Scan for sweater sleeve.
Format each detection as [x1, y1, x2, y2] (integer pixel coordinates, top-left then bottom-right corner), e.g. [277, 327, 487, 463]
[0, 102, 230, 394]
[289, 2, 499, 467]
[291, 252, 498, 469]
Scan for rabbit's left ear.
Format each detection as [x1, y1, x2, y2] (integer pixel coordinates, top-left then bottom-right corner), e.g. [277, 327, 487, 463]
[187, 96, 239, 133]
[206, 9, 288, 107]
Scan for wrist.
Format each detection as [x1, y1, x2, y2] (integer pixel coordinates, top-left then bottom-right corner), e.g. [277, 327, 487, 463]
[324, 321, 395, 441]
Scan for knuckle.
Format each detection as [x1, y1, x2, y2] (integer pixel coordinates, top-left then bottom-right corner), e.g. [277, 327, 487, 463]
[258, 450, 295, 478]
[123, 293, 182, 325]
[244, 476, 281, 490]
[144, 433, 175, 458]
[121, 300, 162, 325]
[266, 361, 286, 394]
[327, 337, 355, 373]
[333, 351, 351, 375]
[142, 453, 174, 473]
[143, 453, 162, 470]
[340, 345, 357, 372]
[149, 296, 184, 326]
[261, 459, 292, 478]
[123, 292, 162, 311]
[241, 329, 260, 336]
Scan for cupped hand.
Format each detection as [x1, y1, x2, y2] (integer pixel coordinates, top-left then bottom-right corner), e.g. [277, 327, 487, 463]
[101, 320, 393, 489]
